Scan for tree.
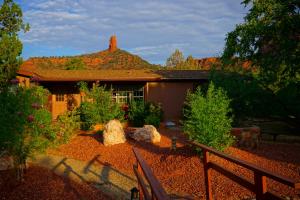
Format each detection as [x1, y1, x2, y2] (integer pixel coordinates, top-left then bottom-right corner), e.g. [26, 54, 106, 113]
[184, 55, 199, 69]
[166, 49, 185, 68]
[0, 0, 29, 89]
[183, 82, 234, 151]
[0, 85, 55, 181]
[222, 0, 300, 92]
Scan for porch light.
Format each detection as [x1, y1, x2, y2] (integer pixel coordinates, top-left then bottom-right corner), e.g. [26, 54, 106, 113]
[171, 136, 177, 151]
[130, 187, 139, 200]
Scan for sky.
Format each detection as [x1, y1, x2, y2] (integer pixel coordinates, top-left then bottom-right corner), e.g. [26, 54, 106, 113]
[15, 0, 248, 64]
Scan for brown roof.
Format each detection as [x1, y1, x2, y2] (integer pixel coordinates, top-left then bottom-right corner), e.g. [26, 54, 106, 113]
[17, 69, 209, 82]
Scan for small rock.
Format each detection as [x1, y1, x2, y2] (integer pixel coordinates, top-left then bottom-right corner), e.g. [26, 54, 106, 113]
[103, 119, 126, 146]
[131, 125, 161, 143]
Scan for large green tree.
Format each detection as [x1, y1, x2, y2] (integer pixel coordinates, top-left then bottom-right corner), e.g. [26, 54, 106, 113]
[222, 0, 300, 92]
[0, 0, 29, 88]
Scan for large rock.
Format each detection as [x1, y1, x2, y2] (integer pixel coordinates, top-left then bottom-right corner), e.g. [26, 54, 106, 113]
[0, 155, 13, 171]
[131, 125, 161, 143]
[103, 119, 126, 146]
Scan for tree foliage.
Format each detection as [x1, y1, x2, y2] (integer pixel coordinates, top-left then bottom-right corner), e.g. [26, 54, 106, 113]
[165, 50, 205, 69]
[222, 0, 300, 91]
[0, 0, 29, 88]
[183, 83, 234, 151]
[166, 49, 185, 68]
[210, 71, 287, 123]
[0, 85, 54, 181]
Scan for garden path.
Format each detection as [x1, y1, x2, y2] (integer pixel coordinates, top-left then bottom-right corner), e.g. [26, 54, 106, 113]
[30, 154, 137, 200]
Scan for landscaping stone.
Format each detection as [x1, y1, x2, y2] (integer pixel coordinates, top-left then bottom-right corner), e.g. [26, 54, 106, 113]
[103, 119, 126, 146]
[131, 125, 161, 143]
[231, 127, 260, 149]
[276, 135, 300, 143]
[0, 155, 13, 171]
[261, 134, 274, 141]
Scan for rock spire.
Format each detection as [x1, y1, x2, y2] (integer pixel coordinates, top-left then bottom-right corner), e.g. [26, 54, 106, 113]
[109, 35, 117, 52]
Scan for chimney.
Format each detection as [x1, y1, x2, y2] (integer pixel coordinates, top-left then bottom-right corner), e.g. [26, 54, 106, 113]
[109, 35, 117, 52]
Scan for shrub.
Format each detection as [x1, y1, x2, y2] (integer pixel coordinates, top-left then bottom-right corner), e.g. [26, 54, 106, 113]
[55, 110, 80, 144]
[0, 85, 55, 181]
[183, 82, 234, 151]
[128, 101, 163, 128]
[128, 100, 146, 127]
[78, 82, 124, 129]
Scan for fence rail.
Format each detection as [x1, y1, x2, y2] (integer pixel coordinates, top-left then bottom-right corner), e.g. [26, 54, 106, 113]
[132, 147, 170, 200]
[187, 140, 300, 200]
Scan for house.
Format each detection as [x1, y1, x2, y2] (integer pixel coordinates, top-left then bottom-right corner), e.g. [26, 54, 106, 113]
[17, 36, 210, 121]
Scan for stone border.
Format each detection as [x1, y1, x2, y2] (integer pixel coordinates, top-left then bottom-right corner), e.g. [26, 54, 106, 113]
[261, 133, 300, 143]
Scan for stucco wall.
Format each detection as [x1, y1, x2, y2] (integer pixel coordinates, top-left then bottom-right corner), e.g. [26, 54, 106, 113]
[16, 76, 30, 87]
[145, 82, 195, 122]
[43, 83, 81, 120]
[50, 94, 81, 120]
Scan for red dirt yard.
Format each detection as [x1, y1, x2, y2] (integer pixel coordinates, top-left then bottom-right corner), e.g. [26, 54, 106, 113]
[0, 165, 111, 200]
[48, 128, 300, 199]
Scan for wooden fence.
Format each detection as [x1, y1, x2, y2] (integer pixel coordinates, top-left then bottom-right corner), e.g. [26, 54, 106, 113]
[187, 141, 300, 200]
[132, 147, 170, 200]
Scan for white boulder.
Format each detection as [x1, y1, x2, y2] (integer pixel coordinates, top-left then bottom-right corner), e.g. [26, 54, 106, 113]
[103, 119, 126, 146]
[132, 125, 161, 143]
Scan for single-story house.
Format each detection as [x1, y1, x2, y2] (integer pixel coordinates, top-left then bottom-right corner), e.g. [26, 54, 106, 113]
[17, 69, 209, 121]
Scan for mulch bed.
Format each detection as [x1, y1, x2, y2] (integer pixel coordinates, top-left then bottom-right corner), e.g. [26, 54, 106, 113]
[0, 165, 111, 200]
[47, 128, 300, 199]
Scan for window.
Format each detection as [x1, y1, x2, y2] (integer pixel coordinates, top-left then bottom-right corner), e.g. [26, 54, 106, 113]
[112, 85, 144, 104]
[56, 94, 65, 102]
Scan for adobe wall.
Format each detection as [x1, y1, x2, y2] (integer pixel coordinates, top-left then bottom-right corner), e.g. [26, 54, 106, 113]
[16, 76, 30, 87]
[145, 81, 196, 122]
[43, 83, 81, 120]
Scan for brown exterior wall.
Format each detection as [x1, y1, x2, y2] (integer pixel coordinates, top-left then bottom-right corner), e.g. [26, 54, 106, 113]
[16, 76, 30, 87]
[145, 81, 195, 122]
[44, 83, 81, 120]
[15, 77, 205, 121]
[51, 93, 81, 120]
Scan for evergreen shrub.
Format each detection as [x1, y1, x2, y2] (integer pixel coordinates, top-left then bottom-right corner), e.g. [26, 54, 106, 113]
[183, 82, 234, 151]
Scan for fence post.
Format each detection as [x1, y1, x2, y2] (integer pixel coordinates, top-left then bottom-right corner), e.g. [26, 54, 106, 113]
[137, 162, 144, 200]
[203, 149, 213, 200]
[254, 172, 267, 200]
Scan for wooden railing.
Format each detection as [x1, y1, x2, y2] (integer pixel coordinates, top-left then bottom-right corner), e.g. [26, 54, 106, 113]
[132, 147, 170, 200]
[187, 141, 300, 200]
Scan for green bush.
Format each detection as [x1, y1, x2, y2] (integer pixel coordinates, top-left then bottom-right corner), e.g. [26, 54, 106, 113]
[183, 82, 234, 151]
[55, 110, 80, 144]
[0, 85, 55, 180]
[78, 82, 124, 129]
[128, 100, 163, 128]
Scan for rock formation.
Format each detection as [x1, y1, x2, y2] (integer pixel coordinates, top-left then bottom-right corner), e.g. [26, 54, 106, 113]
[103, 119, 126, 146]
[108, 35, 117, 52]
[131, 125, 161, 143]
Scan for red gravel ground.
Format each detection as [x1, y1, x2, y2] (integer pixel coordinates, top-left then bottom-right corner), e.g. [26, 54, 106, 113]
[48, 128, 300, 199]
[0, 165, 111, 200]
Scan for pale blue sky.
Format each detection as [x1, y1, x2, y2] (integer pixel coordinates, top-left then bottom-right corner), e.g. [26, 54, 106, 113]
[15, 0, 248, 64]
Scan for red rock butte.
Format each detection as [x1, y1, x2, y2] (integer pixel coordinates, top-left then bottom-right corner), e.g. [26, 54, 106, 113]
[109, 35, 117, 52]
